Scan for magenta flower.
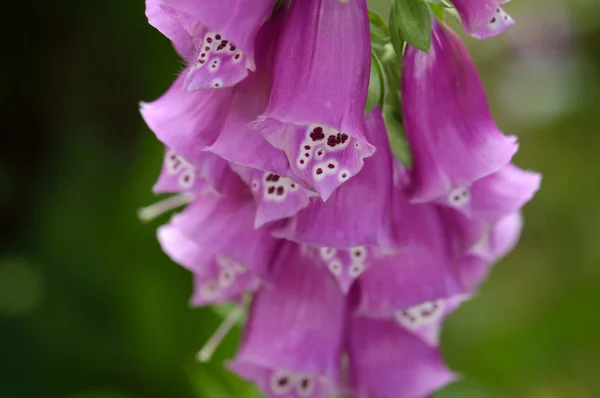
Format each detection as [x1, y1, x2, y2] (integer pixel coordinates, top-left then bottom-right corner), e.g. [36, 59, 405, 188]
[146, 0, 275, 89]
[139, 3, 541, 398]
[452, 0, 515, 39]
[402, 19, 518, 206]
[250, 0, 375, 200]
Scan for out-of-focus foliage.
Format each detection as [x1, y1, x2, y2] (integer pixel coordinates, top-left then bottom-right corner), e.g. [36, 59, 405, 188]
[0, 0, 598, 397]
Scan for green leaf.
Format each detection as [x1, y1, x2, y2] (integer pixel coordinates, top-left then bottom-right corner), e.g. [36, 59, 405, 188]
[366, 52, 386, 113]
[389, 0, 432, 53]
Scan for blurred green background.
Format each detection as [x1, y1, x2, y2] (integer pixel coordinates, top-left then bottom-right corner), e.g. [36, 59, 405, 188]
[1, 0, 598, 397]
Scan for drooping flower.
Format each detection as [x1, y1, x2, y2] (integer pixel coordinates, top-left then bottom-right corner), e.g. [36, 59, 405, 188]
[451, 0, 515, 39]
[229, 243, 346, 398]
[348, 317, 456, 398]
[273, 108, 395, 250]
[402, 19, 519, 205]
[251, 0, 375, 199]
[146, 0, 276, 89]
[351, 163, 465, 316]
[139, 3, 542, 398]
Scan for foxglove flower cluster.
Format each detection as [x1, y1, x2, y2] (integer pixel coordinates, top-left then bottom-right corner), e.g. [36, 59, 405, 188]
[141, 0, 539, 397]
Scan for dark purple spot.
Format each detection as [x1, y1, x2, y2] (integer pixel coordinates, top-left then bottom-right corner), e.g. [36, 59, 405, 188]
[304, 145, 311, 150]
[183, 175, 190, 182]
[354, 250, 361, 257]
[340, 133, 349, 144]
[290, 183, 296, 188]
[327, 163, 335, 169]
[327, 135, 337, 147]
[277, 377, 289, 388]
[342, 173, 347, 178]
[215, 34, 222, 40]
[453, 195, 461, 202]
[198, 59, 206, 64]
[276, 186, 284, 196]
[504, 16, 508, 20]
[316, 168, 323, 175]
[230, 45, 236, 51]
[300, 159, 305, 164]
[169, 154, 177, 160]
[205, 46, 210, 51]
[496, 8, 500, 13]
[304, 153, 310, 158]
[207, 38, 213, 43]
[317, 150, 323, 156]
[300, 378, 310, 390]
[268, 187, 275, 194]
[310, 127, 325, 142]
[234, 54, 241, 60]
[421, 303, 439, 317]
[490, 17, 496, 23]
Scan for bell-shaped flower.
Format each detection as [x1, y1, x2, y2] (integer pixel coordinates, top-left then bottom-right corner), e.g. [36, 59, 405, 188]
[353, 175, 464, 318]
[451, 0, 515, 39]
[348, 317, 456, 398]
[229, 243, 346, 398]
[402, 20, 518, 205]
[272, 109, 395, 249]
[250, 0, 375, 199]
[146, 0, 276, 89]
[157, 175, 283, 304]
[158, 223, 262, 305]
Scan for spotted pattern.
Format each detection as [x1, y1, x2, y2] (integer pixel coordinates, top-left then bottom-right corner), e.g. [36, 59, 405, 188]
[269, 370, 316, 397]
[196, 255, 252, 302]
[395, 300, 445, 330]
[472, 6, 514, 39]
[319, 245, 373, 292]
[260, 172, 300, 202]
[186, 31, 246, 89]
[295, 124, 363, 185]
[165, 150, 197, 189]
[448, 186, 470, 208]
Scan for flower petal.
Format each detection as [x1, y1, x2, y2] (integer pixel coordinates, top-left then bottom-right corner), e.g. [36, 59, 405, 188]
[229, 243, 345, 398]
[170, 191, 281, 279]
[272, 109, 395, 249]
[471, 6, 515, 40]
[251, 0, 375, 199]
[157, 223, 261, 305]
[439, 163, 541, 220]
[233, 166, 317, 228]
[140, 69, 234, 162]
[348, 317, 456, 398]
[402, 20, 518, 204]
[146, 0, 195, 60]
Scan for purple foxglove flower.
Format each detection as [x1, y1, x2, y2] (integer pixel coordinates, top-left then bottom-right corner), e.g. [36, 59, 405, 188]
[348, 317, 456, 398]
[452, 0, 515, 39]
[250, 0, 375, 200]
[146, 0, 276, 89]
[402, 20, 518, 205]
[229, 243, 345, 398]
[353, 179, 464, 317]
[158, 223, 262, 305]
[154, 148, 236, 195]
[160, 187, 283, 304]
[272, 109, 395, 249]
